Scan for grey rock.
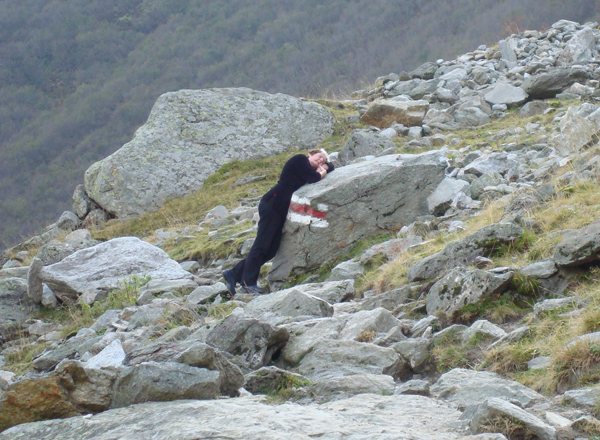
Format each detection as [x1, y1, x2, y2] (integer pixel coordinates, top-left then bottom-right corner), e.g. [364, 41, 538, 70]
[33, 333, 101, 371]
[244, 366, 308, 394]
[361, 99, 429, 128]
[427, 178, 470, 216]
[327, 260, 364, 282]
[534, 297, 582, 316]
[411, 315, 439, 337]
[484, 83, 528, 107]
[82, 208, 110, 230]
[40, 237, 192, 303]
[57, 211, 81, 231]
[72, 184, 97, 219]
[36, 241, 78, 266]
[520, 101, 549, 118]
[0, 277, 39, 344]
[172, 341, 244, 397]
[85, 339, 126, 369]
[338, 307, 400, 341]
[499, 39, 517, 63]
[360, 237, 423, 265]
[426, 268, 513, 315]
[91, 310, 122, 333]
[187, 282, 228, 306]
[562, 386, 600, 410]
[244, 288, 333, 325]
[338, 129, 396, 165]
[410, 61, 438, 80]
[0, 394, 469, 440]
[283, 315, 349, 364]
[528, 356, 552, 370]
[521, 67, 589, 99]
[408, 222, 523, 282]
[179, 261, 201, 273]
[489, 326, 531, 348]
[461, 320, 506, 345]
[558, 27, 597, 64]
[27, 257, 43, 303]
[552, 104, 600, 157]
[520, 260, 558, 279]
[85, 88, 334, 218]
[291, 280, 355, 304]
[309, 374, 395, 400]
[395, 379, 430, 396]
[112, 361, 221, 408]
[205, 313, 288, 370]
[431, 368, 544, 408]
[470, 173, 502, 200]
[392, 338, 432, 373]
[269, 153, 446, 284]
[464, 152, 520, 177]
[554, 218, 600, 267]
[140, 278, 198, 296]
[454, 106, 491, 127]
[297, 339, 410, 381]
[482, 398, 557, 440]
[432, 324, 468, 343]
[361, 286, 418, 311]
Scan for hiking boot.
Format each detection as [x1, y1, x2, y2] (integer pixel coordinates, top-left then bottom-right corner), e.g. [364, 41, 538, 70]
[222, 270, 237, 297]
[240, 285, 265, 294]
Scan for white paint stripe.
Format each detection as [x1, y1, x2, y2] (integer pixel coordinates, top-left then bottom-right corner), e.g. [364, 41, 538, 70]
[288, 212, 329, 228]
[317, 203, 329, 212]
[291, 195, 311, 205]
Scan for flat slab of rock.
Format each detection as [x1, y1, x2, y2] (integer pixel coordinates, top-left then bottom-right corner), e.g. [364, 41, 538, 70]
[309, 374, 395, 400]
[84, 88, 334, 218]
[269, 152, 446, 283]
[431, 368, 544, 408]
[39, 237, 193, 303]
[481, 398, 556, 440]
[0, 394, 472, 440]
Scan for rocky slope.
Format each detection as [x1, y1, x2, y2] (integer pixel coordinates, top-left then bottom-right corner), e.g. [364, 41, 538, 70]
[3, 18, 600, 440]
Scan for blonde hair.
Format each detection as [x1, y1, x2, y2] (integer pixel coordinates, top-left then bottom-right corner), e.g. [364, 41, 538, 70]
[308, 148, 329, 161]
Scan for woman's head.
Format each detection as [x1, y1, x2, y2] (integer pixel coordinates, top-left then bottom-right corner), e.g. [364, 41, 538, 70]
[308, 149, 328, 169]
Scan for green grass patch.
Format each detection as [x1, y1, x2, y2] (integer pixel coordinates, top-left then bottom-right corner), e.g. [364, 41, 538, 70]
[263, 373, 311, 404]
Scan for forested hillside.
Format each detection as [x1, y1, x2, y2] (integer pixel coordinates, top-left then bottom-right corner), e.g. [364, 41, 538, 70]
[1, 0, 598, 251]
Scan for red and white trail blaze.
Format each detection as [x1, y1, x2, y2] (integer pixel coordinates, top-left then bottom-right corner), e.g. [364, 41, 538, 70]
[287, 195, 329, 228]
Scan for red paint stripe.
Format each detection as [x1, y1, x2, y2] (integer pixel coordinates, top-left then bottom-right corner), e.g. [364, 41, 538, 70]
[289, 203, 327, 219]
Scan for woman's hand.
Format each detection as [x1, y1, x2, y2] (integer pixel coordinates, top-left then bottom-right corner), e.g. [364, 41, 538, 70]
[317, 165, 327, 179]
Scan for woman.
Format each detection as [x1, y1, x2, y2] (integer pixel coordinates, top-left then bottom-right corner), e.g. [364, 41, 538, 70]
[223, 149, 334, 295]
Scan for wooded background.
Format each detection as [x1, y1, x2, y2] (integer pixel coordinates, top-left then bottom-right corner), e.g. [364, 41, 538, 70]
[1, 0, 598, 251]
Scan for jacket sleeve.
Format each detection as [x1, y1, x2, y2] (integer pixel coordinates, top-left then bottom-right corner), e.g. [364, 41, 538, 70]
[325, 162, 335, 173]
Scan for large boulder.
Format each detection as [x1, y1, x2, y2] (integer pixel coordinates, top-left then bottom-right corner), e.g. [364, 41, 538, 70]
[84, 88, 335, 218]
[0, 394, 469, 440]
[521, 67, 589, 99]
[407, 222, 523, 282]
[268, 152, 447, 283]
[361, 98, 429, 128]
[38, 237, 193, 304]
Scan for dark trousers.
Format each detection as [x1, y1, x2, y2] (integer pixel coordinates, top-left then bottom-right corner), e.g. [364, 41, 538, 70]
[231, 197, 286, 286]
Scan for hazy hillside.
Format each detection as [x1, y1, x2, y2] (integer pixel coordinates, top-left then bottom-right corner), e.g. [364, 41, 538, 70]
[1, 0, 598, 251]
